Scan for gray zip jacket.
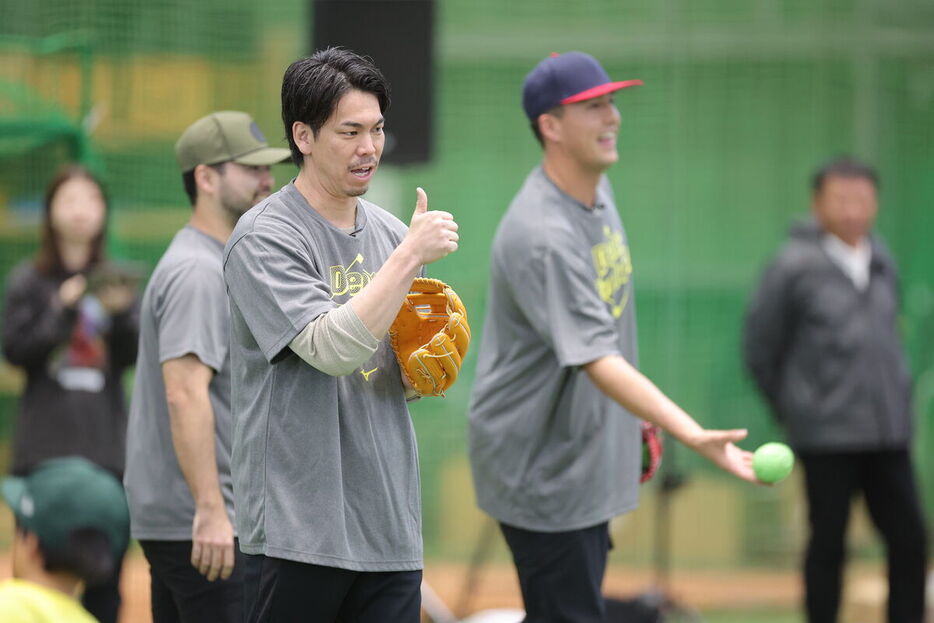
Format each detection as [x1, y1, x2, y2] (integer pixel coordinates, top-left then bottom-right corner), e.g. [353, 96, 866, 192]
[743, 220, 913, 451]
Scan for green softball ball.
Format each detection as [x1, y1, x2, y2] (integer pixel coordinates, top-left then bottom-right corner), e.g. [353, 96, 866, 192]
[753, 442, 794, 483]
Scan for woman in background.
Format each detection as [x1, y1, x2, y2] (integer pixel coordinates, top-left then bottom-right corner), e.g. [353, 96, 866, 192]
[1, 164, 139, 623]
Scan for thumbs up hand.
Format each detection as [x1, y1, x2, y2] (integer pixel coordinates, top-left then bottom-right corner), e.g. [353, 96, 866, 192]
[404, 187, 459, 265]
[413, 186, 429, 215]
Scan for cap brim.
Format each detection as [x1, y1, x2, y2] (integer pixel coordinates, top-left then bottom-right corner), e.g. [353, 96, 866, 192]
[233, 147, 292, 167]
[561, 79, 644, 105]
[1, 477, 26, 513]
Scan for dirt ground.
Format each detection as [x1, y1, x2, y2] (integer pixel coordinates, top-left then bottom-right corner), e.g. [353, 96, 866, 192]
[1, 551, 802, 622]
[0, 550, 904, 622]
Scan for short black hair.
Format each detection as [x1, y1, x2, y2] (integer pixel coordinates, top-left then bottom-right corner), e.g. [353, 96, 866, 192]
[811, 156, 879, 194]
[18, 524, 116, 587]
[530, 105, 564, 147]
[281, 47, 391, 167]
[181, 162, 226, 206]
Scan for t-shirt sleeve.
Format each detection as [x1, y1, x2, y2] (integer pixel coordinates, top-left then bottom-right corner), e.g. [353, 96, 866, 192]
[224, 227, 334, 363]
[514, 242, 621, 368]
[156, 261, 229, 372]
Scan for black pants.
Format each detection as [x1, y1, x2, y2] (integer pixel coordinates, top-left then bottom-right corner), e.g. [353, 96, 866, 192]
[500, 522, 611, 623]
[243, 554, 422, 623]
[139, 539, 245, 623]
[799, 449, 927, 623]
[81, 548, 125, 623]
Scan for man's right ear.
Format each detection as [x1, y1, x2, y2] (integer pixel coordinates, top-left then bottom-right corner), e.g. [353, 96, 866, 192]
[292, 121, 315, 158]
[15, 529, 42, 560]
[538, 113, 561, 144]
[809, 190, 822, 215]
[193, 164, 219, 197]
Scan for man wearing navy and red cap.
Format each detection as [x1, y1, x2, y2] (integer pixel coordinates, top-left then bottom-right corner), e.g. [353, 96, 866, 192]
[468, 51, 760, 622]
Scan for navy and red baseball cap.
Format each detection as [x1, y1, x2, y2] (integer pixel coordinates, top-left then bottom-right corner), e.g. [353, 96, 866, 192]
[522, 51, 643, 121]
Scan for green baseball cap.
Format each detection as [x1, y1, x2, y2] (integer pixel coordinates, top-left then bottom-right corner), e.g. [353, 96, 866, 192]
[1, 457, 129, 557]
[175, 110, 291, 173]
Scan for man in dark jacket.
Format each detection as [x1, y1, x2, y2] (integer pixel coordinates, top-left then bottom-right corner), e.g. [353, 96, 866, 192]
[744, 156, 927, 623]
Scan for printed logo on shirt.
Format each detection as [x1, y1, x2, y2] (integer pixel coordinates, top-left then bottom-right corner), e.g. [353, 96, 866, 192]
[329, 254, 374, 298]
[591, 226, 632, 318]
[48, 294, 109, 392]
[360, 367, 378, 381]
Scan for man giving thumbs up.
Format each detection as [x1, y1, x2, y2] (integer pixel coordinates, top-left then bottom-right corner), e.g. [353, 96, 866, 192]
[223, 48, 458, 623]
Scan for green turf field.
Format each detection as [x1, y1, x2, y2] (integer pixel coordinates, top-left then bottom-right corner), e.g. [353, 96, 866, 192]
[705, 610, 798, 623]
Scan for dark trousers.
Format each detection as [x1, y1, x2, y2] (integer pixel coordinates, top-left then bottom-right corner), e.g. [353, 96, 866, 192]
[81, 548, 125, 623]
[243, 553, 422, 623]
[139, 539, 245, 623]
[500, 521, 611, 623]
[799, 449, 927, 623]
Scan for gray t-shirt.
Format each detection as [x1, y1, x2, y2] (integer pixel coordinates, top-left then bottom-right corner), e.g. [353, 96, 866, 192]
[124, 226, 235, 539]
[468, 166, 641, 532]
[223, 183, 421, 572]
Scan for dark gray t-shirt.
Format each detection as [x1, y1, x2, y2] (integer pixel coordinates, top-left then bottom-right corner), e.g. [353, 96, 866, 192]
[125, 226, 235, 539]
[223, 183, 421, 571]
[468, 166, 641, 532]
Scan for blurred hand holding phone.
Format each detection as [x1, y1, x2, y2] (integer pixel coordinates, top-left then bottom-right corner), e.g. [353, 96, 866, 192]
[86, 261, 145, 314]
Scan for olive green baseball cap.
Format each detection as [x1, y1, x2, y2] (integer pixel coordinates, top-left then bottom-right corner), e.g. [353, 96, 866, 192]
[175, 110, 291, 173]
[2, 457, 129, 557]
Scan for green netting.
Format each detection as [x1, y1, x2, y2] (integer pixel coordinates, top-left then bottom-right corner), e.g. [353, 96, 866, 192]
[0, 0, 932, 568]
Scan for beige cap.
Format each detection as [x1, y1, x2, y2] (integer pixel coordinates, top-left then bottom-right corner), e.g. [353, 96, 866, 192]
[175, 111, 291, 172]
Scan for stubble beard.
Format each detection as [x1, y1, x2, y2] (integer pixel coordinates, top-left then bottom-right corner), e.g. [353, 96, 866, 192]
[220, 192, 259, 226]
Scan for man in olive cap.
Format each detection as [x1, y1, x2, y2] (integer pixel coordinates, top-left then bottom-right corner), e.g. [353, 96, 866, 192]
[124, 111, 290, 623]
[0, 456, 130, 623]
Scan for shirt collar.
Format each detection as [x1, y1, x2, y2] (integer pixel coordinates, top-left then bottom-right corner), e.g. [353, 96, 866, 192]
[536, 166, 607, 212]
[821, 232, 870, 262]
[821, 232, 872, 290]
